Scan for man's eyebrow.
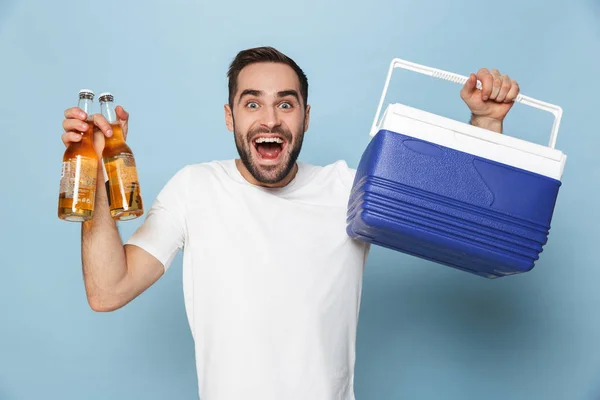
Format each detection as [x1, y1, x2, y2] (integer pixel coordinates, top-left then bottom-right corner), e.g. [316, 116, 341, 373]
[238, 89, 264, 104]
[277, 90, 300, 102]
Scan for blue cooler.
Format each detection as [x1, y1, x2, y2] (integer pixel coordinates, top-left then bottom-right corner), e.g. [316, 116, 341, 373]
[346, 58, 567, 278]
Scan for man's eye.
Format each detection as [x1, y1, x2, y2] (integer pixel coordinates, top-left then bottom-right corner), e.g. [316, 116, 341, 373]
[279, 102, 292, 109]
[247, 102, 259, 109]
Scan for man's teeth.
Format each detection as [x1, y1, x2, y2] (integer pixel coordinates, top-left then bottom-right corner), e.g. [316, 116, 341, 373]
[255, 137, 284, 144]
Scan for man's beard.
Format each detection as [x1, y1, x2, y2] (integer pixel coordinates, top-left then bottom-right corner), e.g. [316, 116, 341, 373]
[233, 121, 305, 185]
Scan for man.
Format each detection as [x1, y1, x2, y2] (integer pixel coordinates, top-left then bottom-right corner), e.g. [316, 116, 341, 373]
[60, 46, 520, 399]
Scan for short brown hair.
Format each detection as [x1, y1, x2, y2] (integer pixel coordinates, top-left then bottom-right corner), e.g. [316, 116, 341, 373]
[227, 46, 308, 108]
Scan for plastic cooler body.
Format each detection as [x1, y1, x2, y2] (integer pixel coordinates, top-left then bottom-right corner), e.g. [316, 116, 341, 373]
[346, 129, 562, 278]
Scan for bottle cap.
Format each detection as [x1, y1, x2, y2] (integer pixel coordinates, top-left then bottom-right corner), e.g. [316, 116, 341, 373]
[98, 92, 114, 102]
[78, 89, 95, 99]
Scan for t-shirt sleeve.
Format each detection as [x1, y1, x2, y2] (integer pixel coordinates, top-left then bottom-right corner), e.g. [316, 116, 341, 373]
[125, 166, 189, 272]
[335, 160, 358, 190]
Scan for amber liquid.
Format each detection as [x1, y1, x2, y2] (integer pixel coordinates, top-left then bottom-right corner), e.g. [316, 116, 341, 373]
[58, 121, 98, 222]
[102, 123, 143, 221]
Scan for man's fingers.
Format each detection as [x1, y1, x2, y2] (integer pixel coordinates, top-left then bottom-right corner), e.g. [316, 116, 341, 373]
[477, 68, 494, 101]
[61, 131, 83, 147]
[488, 69, 502, 100]
[460, 73, 478, 100]
[505, 79, 520, 103]
[115, 105, 129, 122]
[115, 105, 129, 139]
[63, 119, 89, 133]
[496, 74, 512, 103]
[64, 107, 87, 121]
[92, 113, 113, 137]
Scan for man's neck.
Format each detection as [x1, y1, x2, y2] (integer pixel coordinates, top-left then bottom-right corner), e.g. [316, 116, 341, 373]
[235, 159, 298, 188]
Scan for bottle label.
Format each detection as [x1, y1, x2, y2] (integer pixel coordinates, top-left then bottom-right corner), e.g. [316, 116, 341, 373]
[105, 153, 142, 210]
[59, 156, 97, 201]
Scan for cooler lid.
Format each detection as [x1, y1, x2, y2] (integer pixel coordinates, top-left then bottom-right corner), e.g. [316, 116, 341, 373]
[378, 103, 567, 180]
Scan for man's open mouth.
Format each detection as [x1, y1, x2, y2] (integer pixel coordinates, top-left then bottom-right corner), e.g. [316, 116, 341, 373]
[252, 135, 287, 161]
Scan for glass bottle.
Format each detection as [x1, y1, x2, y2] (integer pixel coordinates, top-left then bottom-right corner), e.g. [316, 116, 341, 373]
[99, 92, 143, 221]
[58, 89, 98, 222]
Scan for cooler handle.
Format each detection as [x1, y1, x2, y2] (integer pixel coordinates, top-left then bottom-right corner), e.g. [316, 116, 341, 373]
[369, 58, 563, 149]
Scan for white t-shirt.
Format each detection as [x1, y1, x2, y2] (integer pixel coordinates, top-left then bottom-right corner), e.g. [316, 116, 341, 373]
[126, 159, 370, 400]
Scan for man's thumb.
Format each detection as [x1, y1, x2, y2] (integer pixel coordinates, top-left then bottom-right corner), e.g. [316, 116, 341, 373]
[460, 73, 478, 99]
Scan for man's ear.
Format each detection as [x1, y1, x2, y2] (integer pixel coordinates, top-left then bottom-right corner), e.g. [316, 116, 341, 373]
[224, 104, 234, 132]
[304, 104, 311, 132]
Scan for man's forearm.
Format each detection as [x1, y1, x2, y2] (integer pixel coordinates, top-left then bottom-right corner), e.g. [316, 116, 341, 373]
[81, 163, 128, 311]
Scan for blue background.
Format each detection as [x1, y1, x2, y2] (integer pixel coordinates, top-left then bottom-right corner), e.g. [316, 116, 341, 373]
[0, 0, 598, 399]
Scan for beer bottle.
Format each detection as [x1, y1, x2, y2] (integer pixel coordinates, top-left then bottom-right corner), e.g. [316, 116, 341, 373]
[58, 89, 98, 222]
[99, 92, 144, 221]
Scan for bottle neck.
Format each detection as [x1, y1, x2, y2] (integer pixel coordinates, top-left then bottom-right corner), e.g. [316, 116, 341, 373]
[77, 97, 95, 149]
[78, 98, 94, 120]
[100, 101, 126, 143]
[100, 101, 117, 124]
